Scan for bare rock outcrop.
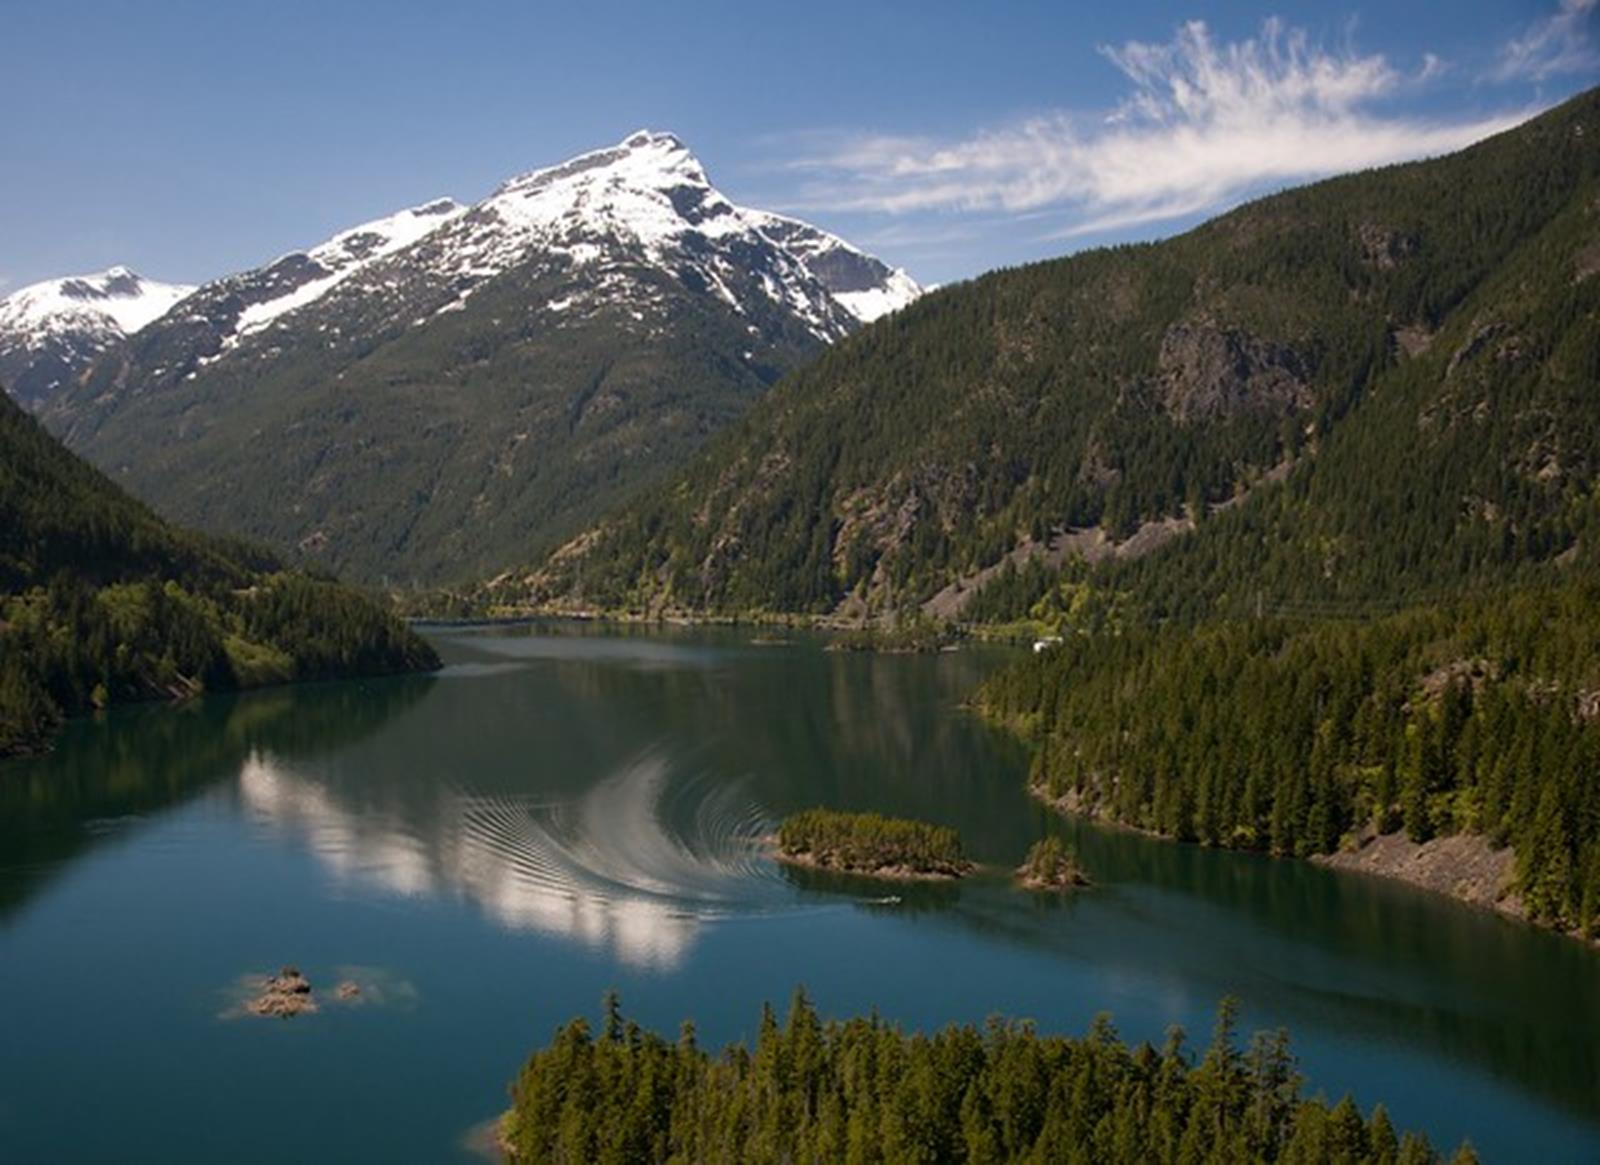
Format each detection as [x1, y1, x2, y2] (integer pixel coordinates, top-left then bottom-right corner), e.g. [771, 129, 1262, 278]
[246, 966, 319, 1019]
[1154, 318, 1312, 422]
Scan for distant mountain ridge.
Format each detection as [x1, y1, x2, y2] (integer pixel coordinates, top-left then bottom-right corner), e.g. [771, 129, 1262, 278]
[0, 268, 193, 410]
[37, 130, 919, 586]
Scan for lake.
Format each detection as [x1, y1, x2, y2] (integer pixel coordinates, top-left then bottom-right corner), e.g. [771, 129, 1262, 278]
[2, 622, 1597, 1161]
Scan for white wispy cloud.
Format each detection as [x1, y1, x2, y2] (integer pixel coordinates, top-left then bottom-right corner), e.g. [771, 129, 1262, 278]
[785, 18, 1530, 239]
[1495, 0, 1598, 82]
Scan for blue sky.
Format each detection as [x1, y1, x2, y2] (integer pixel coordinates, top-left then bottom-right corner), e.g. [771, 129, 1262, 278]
[1, 0, 1595, 290]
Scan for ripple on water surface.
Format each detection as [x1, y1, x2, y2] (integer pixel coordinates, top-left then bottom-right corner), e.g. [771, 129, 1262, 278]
[240, 743, 827, 970]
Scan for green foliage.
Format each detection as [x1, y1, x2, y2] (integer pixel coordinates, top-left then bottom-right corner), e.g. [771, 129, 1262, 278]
[828, 617, 958, 654]
[0, 392, 438, 758]
[1017, 836, 1087, 888]
[961, 559, 1061, 625]
[521, 87, 1600, 625]
[777, 808, 969, 876]
[503, 993, 1455, 1164]
[977, 578, 1600, 932]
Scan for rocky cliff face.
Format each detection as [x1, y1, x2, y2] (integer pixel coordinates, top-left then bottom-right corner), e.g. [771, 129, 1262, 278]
[1154, 318, 1313, 423]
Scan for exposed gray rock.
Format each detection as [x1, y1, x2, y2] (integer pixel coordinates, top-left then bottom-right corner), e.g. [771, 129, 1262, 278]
[1154, 318, 1312, 422]
[1356, 222, 1419, 270]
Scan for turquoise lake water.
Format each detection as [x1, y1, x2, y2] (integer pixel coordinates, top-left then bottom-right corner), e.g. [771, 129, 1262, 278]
[1, 622, 1597, 1161]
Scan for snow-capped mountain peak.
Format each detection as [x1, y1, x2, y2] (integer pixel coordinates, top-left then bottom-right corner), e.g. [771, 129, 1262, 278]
[425, 129, 919, 338]
[23, 131, 927, 584]
[470, 129, 738, 268]
[0, 267, 196, 408]
[496, 129, 706, 198]
[0, 267, 194, 338]
[7, 132, 919, 416]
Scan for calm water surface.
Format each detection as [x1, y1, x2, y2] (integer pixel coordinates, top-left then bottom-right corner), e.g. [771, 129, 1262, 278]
[2, 623, 1598, 1162]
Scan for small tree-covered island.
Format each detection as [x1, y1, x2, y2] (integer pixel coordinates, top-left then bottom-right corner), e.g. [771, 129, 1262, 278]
[501, 993, 1476, 1165]
[1017, 836, 1090, 891]
[775, 808, 974, 880]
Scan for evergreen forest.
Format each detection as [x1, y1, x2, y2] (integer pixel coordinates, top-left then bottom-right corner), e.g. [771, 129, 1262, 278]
[0, 389, 437, 757]
[502, 992, 1474, 1165]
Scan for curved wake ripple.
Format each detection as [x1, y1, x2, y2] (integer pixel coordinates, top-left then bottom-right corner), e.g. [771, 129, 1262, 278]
[449, 750, 789, 914]
[239, 746, 852, 970]
[439, 748, 823, 967]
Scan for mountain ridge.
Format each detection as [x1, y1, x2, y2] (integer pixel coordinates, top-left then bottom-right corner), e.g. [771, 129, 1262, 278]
[498, 86, 1600, 623]
[39, 130, 920, 586]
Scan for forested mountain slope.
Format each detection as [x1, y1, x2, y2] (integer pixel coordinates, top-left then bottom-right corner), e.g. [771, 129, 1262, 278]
[0, 389, 436, 758]
[513, 87, 1600, 621]
[48, 132, 918, 587]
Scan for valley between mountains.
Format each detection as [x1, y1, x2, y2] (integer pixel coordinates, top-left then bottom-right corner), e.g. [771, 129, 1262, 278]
[6, 92, 1600, 947]
[4, 52, 1600, 1165]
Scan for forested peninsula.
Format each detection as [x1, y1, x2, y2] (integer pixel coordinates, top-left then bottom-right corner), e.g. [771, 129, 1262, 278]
[978, 581, 1600, 937]
[0, 389, 437, 758]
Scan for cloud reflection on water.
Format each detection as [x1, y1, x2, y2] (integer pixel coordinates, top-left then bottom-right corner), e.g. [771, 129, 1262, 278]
[237, 747, 791, 970]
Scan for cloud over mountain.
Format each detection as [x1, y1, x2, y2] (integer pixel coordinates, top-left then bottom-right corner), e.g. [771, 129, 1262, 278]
[786, 18, 1534, 239]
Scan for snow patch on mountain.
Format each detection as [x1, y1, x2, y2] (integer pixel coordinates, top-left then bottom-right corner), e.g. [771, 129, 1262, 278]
[0, 268, 197, 407]
[232, 198, 465, 337]
[831, 271, 923, 324]
[745, 211, 921, 324]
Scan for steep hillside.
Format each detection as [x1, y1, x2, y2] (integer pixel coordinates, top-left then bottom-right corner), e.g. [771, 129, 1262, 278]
[48, 132, 919, 586]
[511, 88, 1600, 621]
[0, 268, 193, 410]
[0, 389, 437, 758]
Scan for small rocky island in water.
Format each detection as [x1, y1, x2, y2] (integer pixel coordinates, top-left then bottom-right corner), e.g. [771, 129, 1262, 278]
[775, 808, 974, 880]
[1016, 836, 1089, 891]
[244, 966, 361, 1018]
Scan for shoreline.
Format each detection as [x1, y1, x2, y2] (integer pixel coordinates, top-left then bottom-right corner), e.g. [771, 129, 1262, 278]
[0, 659, 439, 767]
[771, 848, 974, 883]
[404, 603, 1037, 648]
[1028, 782, 1596, 946]
[1015, 871, 1089, 891]
[1309, 829, 1524, 920]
